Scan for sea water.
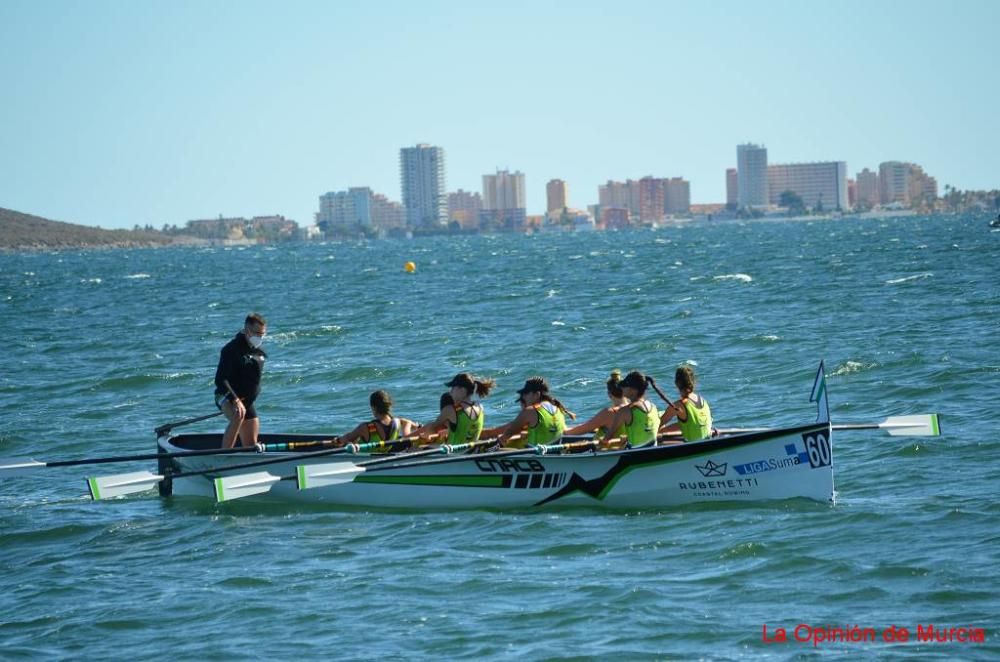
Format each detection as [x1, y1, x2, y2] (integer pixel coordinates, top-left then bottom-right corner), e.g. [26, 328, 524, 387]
[1, 214, 997, 659]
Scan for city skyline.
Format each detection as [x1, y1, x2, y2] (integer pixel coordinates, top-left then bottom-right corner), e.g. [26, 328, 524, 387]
[1, 1, 998, 229]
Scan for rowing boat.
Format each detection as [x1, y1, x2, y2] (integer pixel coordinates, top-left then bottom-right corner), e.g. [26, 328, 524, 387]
[68, 362, 940, 508]
[146, 363, 837, 507]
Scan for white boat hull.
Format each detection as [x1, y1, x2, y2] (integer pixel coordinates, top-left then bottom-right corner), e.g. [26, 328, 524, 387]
[160, 422, 835, 508]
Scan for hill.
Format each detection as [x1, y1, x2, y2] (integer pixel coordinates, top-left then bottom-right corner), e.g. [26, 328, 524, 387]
[0, 207, 200, 250]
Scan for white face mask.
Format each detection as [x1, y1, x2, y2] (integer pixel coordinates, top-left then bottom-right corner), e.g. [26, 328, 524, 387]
[247, 334, 264, 349]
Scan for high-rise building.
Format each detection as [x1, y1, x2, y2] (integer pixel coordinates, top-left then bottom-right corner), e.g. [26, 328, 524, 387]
[878, 161, 910, 205]
[318, 187, 404, 233]
[767, 161, 848, 211]
[726, 168, 738, 207]
[878, 162, 937, 207]
[318, 187, 374, 229]
[481, 169, 527, 230]
[598, 180, 642, 218]
[638, 176, 665, 222]
[907, 165, 937, 205]
[599, 180, 630, 210]
[856, 168, 879, 208]
[370, 193, 406, 230]
[447, 189, 483, 230]
[482, 169, 526, 210]
[399, 144, 447, 228]
[737, 143, 769, 208]
[664, 177, 691, 215]
[546, 179, 568, 212]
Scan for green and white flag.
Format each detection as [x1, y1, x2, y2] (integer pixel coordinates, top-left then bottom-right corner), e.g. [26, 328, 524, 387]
[810, 361, 830, 423]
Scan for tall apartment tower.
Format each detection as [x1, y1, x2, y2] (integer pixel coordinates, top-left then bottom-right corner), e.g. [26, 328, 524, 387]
[878, 161, 910, 205]
[482, 169, 526, 210]
[399, 144, 447, 228]
[546, 179, 568, 212]
[856, 168, 879, 208]
[726, 168, 738, 207]
[737, 143, 769, 208]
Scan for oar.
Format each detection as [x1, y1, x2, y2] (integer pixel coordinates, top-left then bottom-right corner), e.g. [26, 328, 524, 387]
[297, 435, 565, 491]
[86, 436, 417, 500]
[217, 441, 453, 502]
[154, 411, 224, 437]
[0, 439, 343, 478]
[218, 436, 492, 502]
[711, 414, 941, 438]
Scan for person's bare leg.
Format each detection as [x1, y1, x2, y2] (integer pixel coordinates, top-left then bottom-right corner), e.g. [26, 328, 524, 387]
[221, 401, 245, 448]
[238, 416, 260, 447]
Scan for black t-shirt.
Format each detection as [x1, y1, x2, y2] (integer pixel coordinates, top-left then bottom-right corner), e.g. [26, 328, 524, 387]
[214, 332, 266, 403]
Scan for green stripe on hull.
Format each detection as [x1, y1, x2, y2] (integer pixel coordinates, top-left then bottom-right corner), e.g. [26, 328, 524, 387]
[354, 474, 506, 488]
[931, 414, 940, 436]
[595, 449, 712, 501]
[87, 477, 101, 500]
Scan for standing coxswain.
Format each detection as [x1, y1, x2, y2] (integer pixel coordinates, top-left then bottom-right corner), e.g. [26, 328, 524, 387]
[214, 313, 267, 449]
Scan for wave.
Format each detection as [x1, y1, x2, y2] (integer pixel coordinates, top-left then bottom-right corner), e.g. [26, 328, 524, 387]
[885, 273, 933, 285]
[830, 360, 878, 376]
[125, 273, 151, 279]
[713, 273, 753, 283]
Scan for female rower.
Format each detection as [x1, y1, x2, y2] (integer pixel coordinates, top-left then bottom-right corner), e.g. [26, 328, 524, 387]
[413, 373, 495, 447]
[564, 370, 629, 440]
[602, 370, 661, 447]
[336, 390, 419, 448]
[659, 365, 713, 442]
[488, 377, 574, 449]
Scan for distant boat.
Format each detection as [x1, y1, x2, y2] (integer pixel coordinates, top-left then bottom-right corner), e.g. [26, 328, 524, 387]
[990, 215, 1000, 229]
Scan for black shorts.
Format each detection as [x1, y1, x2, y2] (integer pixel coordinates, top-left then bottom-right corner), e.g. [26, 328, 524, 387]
[215, 393, 258, 420]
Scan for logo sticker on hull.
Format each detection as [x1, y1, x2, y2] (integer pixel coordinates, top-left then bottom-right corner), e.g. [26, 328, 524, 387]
[695, 459, 727, 477]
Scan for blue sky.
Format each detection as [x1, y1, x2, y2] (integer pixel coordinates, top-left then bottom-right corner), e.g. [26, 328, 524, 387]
[1, 0, 997, 229]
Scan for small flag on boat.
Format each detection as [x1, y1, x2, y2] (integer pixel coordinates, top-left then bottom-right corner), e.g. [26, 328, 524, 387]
[810, 361, 830, 423]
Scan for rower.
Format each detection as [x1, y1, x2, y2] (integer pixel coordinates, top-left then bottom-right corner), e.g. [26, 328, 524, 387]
[602, 371, 660, 448]
[413, 372, 495, 449]
[564, 370, 629, 441]
[487, 377, 574, 449]
[659, 365, 713, 442]
[336, 390, 420, 451]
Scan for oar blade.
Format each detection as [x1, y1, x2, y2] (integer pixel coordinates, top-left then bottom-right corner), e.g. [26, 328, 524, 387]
[214, 471, 284, 503]
[882, 414, 941, 437]
[296, 463, 364, 490]
[87, 471, 163, 500]
[0, 458, 46, 477]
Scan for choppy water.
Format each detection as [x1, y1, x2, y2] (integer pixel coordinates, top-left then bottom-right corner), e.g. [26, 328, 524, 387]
[1, 214, 998, 659]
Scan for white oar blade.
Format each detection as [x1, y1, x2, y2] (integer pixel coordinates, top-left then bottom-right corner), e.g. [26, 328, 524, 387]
[0, 458, 46, 477]
[296, 463, 364, 490]
[88, 471, 163, 500]
[881, 414, 940, 437]
[214, 471, 283, 503]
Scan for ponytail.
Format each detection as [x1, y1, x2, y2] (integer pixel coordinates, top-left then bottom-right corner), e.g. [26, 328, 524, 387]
[645, 376, 674, 408]
[606, 370, 624, 399]
[541, 394, 577, 421]
[369, 390, 393, 417]
[473, 377, 496, 398]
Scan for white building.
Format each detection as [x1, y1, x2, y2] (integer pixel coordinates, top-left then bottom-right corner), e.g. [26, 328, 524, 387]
[767, 161, 849, 211]
[737, 143, 769, 208]
[400, 144, 447, 228]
